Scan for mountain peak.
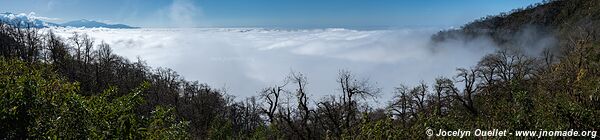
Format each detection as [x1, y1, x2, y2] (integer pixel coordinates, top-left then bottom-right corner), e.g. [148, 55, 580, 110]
[0, 12, 60, 28]
[1, 12, 137, 29]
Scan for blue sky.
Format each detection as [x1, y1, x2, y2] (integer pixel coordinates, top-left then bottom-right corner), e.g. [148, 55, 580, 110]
[1, 0, 543, 28]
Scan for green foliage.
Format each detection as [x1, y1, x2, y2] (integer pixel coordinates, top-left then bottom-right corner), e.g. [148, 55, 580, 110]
[207, 117, 234, 140]
[354, 118, 401, 140]
[0, 58, 189, 139]
[0, 58, 87, 139]
[146, 106, 190, 140]
[247, 125, 270, 140]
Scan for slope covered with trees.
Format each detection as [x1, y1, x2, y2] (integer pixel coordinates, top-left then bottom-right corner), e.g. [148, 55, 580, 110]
[1, 0, 600, 139]
[432, 0, 600, 49]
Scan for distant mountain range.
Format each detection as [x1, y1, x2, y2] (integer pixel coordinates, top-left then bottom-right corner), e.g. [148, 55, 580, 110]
[61, 19, 136, 29]
[0, 12, 137, 28]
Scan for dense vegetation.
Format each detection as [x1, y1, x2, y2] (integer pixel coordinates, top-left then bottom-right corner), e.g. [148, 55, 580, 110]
[1, 0, 599, 139]
[432, 0, 600, 47]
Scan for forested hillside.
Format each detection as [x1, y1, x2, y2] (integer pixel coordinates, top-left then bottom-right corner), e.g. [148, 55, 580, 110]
[1, 0, 600, 139]
[433, 0, 600, 49]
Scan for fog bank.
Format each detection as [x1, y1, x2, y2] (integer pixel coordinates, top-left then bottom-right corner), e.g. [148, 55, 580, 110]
[50, 27, 498, 101]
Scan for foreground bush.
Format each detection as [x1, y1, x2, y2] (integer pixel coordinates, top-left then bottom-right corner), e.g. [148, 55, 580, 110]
[0, 58, 189, 139]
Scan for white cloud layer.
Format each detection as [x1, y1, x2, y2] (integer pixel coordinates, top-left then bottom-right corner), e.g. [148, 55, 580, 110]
[49, 27, 497, 102]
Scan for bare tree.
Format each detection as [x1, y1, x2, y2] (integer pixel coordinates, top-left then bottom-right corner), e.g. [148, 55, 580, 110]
[315, 95, 343, 138]
[259, 82, 286, 124]
[410, 81, 428, 117]
[452, 68, 480, 116]
[82, 34, 94, 66]
[477, 50, 536, 102]
[432, 77, 454, 116]
[389, 84, 412, 127]
[288, 72, 312, 139]
[337, 69, 381, 129]
[69, 32, 83, 61]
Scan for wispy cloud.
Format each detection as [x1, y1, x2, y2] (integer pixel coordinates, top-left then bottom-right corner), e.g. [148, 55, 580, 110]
[28, 12, 62, 22]
[46, 0, 56, 11]
[167, 0, 201, 27]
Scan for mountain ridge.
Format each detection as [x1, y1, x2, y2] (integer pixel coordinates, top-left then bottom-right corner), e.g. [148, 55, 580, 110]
[60, 19, 137, 29]
[0, 12, 137, 29]
[432, 0, 600, 47]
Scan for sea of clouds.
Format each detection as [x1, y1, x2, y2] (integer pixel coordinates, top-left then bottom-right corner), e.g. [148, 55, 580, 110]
[49, 27, 498, 102]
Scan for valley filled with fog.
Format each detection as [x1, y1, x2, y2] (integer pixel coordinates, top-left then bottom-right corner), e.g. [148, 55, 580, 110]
[50, 27, 497, 101]
[7, 0, 600, 139]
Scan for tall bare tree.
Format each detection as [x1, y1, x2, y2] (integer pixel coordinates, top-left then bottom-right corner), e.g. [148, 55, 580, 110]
[337, 70, 380, 130]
